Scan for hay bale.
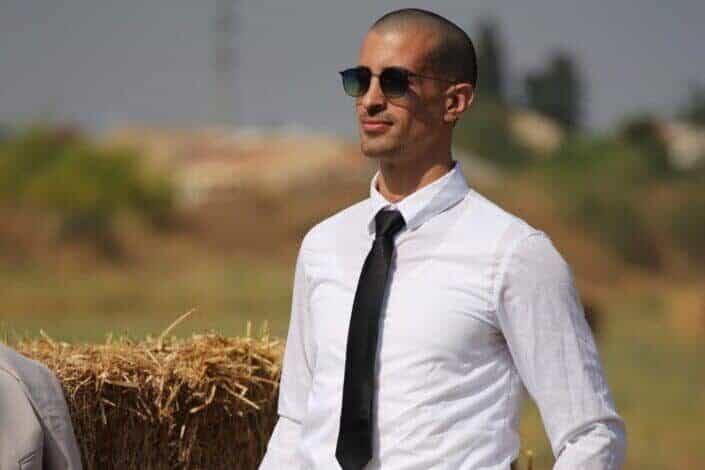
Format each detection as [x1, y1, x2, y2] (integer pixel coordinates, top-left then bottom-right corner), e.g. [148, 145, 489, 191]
[16, 325, 283, 470]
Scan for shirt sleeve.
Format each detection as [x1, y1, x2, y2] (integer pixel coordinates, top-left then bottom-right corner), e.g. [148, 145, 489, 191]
[259, 244, 315, 470]
[495, 231, 626, 469]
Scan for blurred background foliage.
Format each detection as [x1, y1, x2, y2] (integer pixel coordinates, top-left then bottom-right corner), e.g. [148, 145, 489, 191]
[0, 125, 175, 258]
[457, 18, 705, 278]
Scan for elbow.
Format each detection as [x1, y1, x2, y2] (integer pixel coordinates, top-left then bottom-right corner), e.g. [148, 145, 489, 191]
[588, 417, 627, 469]
[555, 417, 627, 469]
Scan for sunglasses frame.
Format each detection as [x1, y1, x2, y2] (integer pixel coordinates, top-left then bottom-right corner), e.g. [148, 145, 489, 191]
[339, 66, 458, 98]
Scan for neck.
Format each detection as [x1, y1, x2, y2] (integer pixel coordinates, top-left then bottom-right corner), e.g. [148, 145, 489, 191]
[376, 150, 453, 203]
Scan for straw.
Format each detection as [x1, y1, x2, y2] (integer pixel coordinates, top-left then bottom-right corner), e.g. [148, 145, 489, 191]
[16, 318, 283, 469]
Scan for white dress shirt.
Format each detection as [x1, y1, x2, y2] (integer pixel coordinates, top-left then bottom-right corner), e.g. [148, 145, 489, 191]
[259, 160, 626, 470]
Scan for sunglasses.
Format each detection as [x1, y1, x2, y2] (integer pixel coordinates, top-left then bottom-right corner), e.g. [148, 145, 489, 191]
[339, 66, 457, 98]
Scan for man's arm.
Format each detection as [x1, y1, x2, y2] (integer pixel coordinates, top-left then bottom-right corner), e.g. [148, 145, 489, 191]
[259, 245, 315, 470]
[495, 231, 626, 469]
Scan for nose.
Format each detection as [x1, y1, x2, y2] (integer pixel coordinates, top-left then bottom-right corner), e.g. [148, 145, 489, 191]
[360, 75, 386, 115]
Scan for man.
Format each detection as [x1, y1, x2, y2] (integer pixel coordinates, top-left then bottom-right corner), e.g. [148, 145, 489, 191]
[260, 8, 626, 470]
[0, 342, 83, 469]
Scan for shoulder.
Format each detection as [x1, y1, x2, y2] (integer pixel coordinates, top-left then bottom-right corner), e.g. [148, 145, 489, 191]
[490, 218, 573, 304]
[0, 355, 27, 398]
[0, 342, 53, 385]
[510, 232, 575, 298]
[0, 342, 65, 406]
[0, 343, 67, 431]
[461, 188, 542, 250]
[0, 343, 81, 466]
[459, 189, 571, 295]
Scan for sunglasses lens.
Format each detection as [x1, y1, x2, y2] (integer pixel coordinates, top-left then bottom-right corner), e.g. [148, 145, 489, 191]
[341, 68, 369, 97]
[380, 68, 409, 97]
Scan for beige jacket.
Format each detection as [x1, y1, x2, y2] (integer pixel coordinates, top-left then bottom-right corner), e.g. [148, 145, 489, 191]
[0, 342, 82, 470]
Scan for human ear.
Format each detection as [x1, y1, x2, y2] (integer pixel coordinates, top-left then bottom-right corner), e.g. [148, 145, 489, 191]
[443, 83, 474, 123]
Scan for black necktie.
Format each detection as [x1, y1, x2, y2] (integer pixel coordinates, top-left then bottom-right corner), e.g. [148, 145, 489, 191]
[336, 209, 406, 470]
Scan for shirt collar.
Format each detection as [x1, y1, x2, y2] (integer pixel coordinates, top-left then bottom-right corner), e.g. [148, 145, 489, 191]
[367, 159, 470, 236]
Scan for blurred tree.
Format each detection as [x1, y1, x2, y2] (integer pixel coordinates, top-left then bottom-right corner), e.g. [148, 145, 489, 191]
[475, 18, 506, 104]
[677, 83, 705, 126]
[669, 179, 705, 268]
[454, 99, 534, 167]
[618, 113, 672, 176]
[540, 135, 663, 270]
[524, 51, 584, 130]
[0, 124, 175, 258]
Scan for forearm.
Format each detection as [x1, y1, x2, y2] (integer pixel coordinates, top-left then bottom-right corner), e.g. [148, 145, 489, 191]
[553, 419, 626, 470]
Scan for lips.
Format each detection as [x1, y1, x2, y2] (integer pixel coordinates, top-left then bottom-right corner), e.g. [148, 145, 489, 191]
[361, 119, 393, 133]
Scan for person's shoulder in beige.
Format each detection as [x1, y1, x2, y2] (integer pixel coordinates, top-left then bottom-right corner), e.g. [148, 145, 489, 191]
[0, 341, 83, 470]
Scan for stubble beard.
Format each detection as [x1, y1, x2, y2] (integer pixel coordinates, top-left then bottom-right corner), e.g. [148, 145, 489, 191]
[360, 134, 405, 161]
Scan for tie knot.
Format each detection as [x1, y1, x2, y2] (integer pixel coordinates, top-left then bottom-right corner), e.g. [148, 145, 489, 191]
[375, 209, 405, 239]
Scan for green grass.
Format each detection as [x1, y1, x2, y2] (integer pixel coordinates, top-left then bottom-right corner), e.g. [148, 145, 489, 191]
[0, 261, 294, 342]
[2, 264, 703, 469]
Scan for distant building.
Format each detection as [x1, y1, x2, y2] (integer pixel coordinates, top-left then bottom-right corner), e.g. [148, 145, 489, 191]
[507, 109, 564, 158]
[101, 125, 371, 206]
[656, 120, 705, 171]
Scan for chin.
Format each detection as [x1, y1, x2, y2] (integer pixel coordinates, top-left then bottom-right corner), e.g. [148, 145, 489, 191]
[361, 144, 397, 159]
[359, 136, 400, 159]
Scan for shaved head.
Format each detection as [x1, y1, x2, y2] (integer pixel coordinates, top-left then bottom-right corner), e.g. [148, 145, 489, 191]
[370, 9, 477, 88]
[353, 8, 476, 164]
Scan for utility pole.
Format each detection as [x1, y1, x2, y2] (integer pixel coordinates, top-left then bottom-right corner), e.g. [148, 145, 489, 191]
[212, 0, 238, 126]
